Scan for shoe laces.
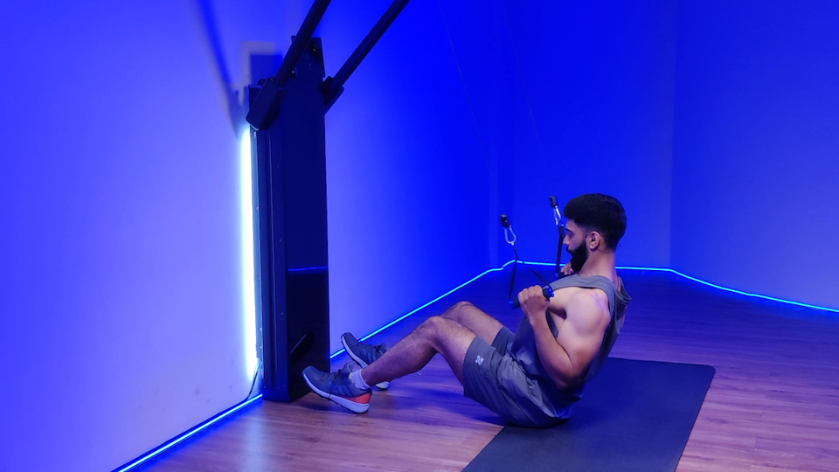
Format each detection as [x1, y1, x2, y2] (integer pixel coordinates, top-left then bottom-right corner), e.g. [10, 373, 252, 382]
[329, 367, 350, 389]
[337, 362, 359, 376]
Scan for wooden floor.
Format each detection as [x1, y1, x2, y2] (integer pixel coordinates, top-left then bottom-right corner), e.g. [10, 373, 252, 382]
[136, 269, 839, 472]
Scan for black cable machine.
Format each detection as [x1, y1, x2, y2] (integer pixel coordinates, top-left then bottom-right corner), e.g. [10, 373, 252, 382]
[246, 0, 411, 402]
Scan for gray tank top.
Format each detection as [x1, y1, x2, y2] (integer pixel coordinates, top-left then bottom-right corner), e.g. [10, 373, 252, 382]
[508, 274, 631, 413]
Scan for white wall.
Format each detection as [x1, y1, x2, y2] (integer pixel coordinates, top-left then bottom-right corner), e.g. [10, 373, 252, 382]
[0, 1, 303, 470]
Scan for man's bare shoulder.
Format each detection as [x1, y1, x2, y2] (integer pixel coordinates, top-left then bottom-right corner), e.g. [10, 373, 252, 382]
[566, 290, 610, 334]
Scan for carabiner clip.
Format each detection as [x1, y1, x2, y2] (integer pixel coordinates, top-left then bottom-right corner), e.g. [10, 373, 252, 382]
[504, 226, 517, 246]
[500, 214, 517, 246]
[549, 196, 562, 227]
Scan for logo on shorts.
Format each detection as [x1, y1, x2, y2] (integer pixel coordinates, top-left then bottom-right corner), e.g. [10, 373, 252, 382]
[475, 355, 484, 366]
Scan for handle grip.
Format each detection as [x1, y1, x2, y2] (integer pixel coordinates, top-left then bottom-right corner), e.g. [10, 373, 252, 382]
[511, 285, 555, 309]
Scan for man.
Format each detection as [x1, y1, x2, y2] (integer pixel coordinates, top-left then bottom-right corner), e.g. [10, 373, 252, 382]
[303, 193, 631, 427]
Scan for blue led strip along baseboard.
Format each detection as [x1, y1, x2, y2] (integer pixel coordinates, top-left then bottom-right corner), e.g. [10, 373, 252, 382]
[486, 262, 839, 313]
[330, 261, 838, 358]
[659, 268, 839, 314]
[113, 394, 263, 472]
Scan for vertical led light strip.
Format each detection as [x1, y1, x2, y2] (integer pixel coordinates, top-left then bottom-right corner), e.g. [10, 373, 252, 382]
[240, 128, 258, 378]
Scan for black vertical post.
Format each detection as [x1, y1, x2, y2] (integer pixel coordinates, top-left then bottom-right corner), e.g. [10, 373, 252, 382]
[246, 0, 412, 403]
[250, 38, 329, 402]
[246, 0, 332, 130]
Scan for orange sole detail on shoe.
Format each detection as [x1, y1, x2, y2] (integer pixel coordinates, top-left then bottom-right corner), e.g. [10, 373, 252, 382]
[302, 373, 371, 414]
[342, 392, 371, 404]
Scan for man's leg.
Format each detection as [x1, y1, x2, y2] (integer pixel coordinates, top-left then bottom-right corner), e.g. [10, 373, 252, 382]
[361, 316, 476, 386]
[440, 301, 504, 345]
[343, 302, 504, 384]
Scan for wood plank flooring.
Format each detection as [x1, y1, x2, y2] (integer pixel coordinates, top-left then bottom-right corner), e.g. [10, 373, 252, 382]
[135, 269, 839, 472]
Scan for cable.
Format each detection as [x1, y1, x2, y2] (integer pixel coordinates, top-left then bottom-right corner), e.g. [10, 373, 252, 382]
[499, 0, 546, 159]
[435, 0, 500, 205]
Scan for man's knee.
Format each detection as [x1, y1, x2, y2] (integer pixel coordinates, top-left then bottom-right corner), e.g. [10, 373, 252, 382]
[453, 301, 474, 311]
[420, 315, 461, 340]
[443, 301, 474, 320]
[420, 315, 445, 332]
[420, 316, 470, 355]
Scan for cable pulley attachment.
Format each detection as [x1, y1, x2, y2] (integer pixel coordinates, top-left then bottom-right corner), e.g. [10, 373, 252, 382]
[550, 195, 567, 278]
[500, 213, 554, 308]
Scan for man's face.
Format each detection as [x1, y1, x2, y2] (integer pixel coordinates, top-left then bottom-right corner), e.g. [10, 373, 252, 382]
[563, 220, 589, 273]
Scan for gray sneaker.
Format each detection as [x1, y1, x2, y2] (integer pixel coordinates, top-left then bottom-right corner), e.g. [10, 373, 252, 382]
[302, 362, 371, 414]
[341, 332, 390, 390]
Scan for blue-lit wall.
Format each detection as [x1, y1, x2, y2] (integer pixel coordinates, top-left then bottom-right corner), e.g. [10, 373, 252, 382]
[321, 0, 507, 350]
[0, 1, 302, 471]
[672, 0, 839, 309]
[322, 0, 682, 350]
[499, 1, 678, 270]
[2, 1, 837, 471]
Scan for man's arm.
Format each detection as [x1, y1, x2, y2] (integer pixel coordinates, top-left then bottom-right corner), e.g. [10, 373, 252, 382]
[521, 288, 610, 389]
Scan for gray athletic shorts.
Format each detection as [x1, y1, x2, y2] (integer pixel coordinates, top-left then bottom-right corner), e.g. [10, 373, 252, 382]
[462, 327, 568, 428]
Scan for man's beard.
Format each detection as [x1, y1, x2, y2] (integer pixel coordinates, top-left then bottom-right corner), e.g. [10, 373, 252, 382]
[567, 244, 588, 273]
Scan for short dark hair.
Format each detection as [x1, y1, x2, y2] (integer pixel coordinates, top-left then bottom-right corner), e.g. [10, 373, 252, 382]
[563, 193, 627, 250]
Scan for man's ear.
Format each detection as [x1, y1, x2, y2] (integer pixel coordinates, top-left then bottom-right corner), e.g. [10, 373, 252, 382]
[589, 232, 602, 251]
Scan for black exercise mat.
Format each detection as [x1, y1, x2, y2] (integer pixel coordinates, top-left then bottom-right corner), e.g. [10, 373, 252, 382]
[463, 358, 715, 472]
